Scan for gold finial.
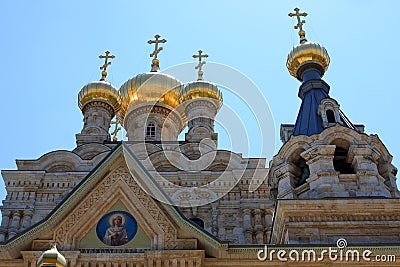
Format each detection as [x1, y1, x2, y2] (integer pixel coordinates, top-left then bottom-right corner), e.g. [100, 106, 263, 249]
[110, 116, 122, 142]
[288, 7, 308, 44]
[148, 34, 167, 72]
[99, 51, 115, 81]
[192, 50, 209, 81]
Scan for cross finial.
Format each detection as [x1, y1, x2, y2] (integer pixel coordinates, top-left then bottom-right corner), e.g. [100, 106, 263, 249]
[288, 7, 308, 44]
[99, 51, 115, 81]
[193, 50, 209, 81]
[110, 116, 122, 142]
[148, 34, 167, 72]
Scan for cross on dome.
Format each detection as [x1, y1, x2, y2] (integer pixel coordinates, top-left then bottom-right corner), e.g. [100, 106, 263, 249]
[148, 34, 167, 60]
[193, 50, 209, 81]
[288, 7, 308, 44]
[99, 51, 115, 81]
[148, 34, 167, 71]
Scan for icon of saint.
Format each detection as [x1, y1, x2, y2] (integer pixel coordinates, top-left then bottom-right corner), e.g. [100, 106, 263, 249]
[103, 215, 129, 246]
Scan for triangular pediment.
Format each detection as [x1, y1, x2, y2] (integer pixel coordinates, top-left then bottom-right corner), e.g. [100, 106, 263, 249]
[0, 144, 225, 259]
[53, 162, 196, 251]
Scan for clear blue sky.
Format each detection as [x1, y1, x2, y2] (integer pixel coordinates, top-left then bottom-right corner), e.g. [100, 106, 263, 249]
[1, 0, 399, 203]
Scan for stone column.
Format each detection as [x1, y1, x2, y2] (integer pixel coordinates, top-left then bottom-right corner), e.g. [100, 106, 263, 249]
[379, 163, 400, 197]
[22, 210, 34, 229]
[348, 145, 391, 197]
[10, 211, 21, 229]
[0, 210, 11, 242]
[8, 211, 22, 239]
[301, 145, 348, 198]
[301, 145, 336, 176]
[242, 208, 253, 243]
[0, 210, 11, 228]
[264, 212, 273, 243]
[274, 162, 300, 199]
[253, 209, 264, 244]
[348, 145, 379, 174]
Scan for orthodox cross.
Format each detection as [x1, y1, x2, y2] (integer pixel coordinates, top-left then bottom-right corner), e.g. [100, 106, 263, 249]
[110, 116, 121, 142]
[148, 34, 167, 59]
[288, 7, 308, 43]
[193, 50, 208, 80]
[99, 51, 115, 80]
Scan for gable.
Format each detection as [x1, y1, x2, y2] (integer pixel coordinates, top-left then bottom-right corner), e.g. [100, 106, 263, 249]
[0, 144, 225, 260]
[52, 163, 197, 251]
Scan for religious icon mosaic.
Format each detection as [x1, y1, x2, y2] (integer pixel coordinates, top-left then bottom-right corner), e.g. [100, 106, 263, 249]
[96, 211, 137, 246]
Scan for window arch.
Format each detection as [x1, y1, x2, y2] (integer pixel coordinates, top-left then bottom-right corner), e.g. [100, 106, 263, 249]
[318, 98, 341, 127]
[146, 122, 156, 138]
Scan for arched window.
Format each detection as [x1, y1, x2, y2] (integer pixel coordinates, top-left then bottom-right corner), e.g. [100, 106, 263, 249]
[146, 122, 156, 138]
[326, 110, 336, 123]
[318, 98, 341, 127]
[333, 147, 355, 174]
[190, 218, 204, 228]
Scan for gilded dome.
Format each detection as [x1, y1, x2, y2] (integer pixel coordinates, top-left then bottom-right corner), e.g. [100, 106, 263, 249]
[37, 245, 66, 267]
[78, 81, 121, 114]
[119, 72, 183, 121]
[182, 81, 223, 109]
[287, 42, 330, 81]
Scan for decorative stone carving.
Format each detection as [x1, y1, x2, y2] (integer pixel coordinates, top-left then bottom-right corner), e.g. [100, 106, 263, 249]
[54, 166, 195, 250]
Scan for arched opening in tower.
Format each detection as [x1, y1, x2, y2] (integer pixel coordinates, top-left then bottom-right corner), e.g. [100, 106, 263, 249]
[333, 146, 355, 174]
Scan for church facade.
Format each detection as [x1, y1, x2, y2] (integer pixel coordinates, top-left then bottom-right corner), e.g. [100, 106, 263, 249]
[0, 9, 399, 267]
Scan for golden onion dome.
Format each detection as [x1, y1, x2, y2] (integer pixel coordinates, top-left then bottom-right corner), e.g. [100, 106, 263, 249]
[37, 245, 66, 267]
[119, 72, 183, 121]
[287, 42, 330, 81]
[182, 80, 223, 109]
[78, 80, 121, 114]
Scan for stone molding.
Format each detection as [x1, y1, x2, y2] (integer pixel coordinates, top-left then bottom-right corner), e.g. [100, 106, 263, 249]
[53, 165, 197, 250]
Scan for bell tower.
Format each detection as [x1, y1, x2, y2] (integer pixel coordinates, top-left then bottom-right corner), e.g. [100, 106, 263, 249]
[269, 8, 399, 200]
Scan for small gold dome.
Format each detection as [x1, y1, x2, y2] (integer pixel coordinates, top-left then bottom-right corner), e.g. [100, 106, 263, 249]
[119, 72, 183, 121]
[182, 81, 223, 109]
[37, 245, 66, 267]
[287, 42, 330, 81]
[78, 81, 121, 114]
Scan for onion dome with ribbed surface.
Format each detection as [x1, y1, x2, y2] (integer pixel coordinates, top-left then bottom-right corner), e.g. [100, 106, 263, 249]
[182, 80, 223, 109]
[119, 72, 183, 121]
[78, 80, 121, 115]
[287, 42, 330, 81]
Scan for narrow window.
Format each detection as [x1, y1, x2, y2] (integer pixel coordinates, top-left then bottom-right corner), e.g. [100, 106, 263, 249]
[146, 122, 156, 137]
[326, 109, 335, 123]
